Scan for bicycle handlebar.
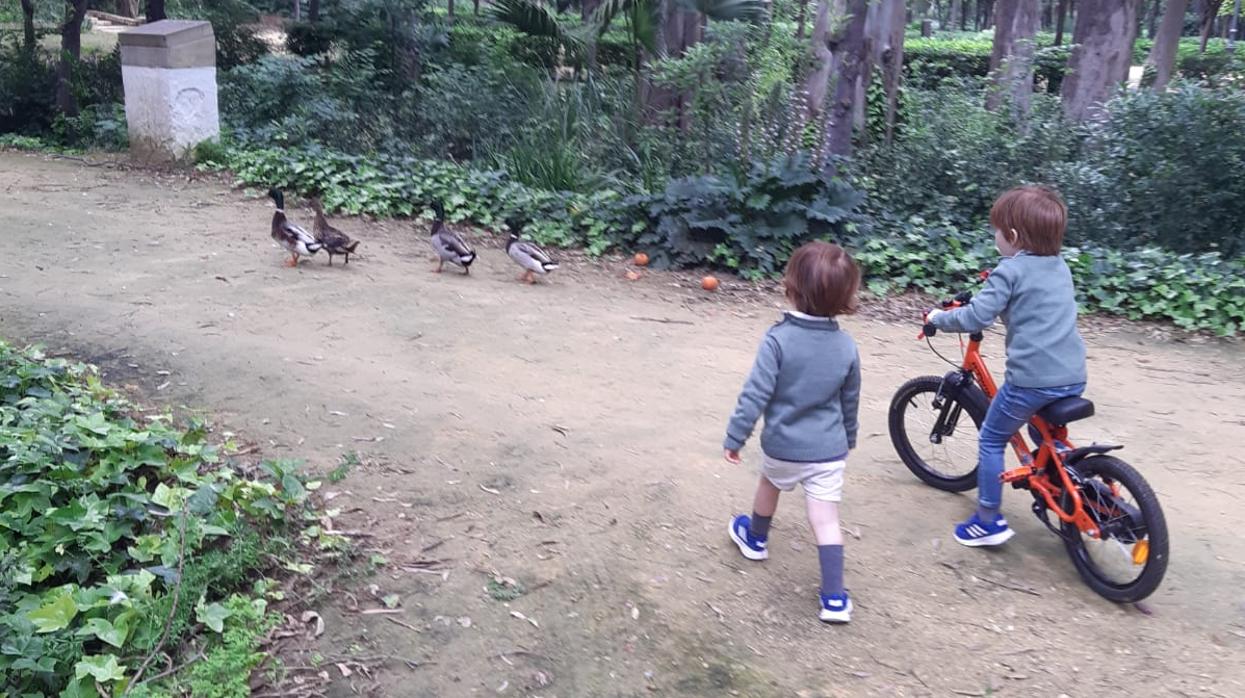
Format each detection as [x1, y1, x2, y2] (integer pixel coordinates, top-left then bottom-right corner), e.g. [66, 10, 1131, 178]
[919, 290, 974, 339]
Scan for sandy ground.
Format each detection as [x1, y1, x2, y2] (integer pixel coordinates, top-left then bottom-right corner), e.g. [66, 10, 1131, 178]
[2, 152, 1245, 697]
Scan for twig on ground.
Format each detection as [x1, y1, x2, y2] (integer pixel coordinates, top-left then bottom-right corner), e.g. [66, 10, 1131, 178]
[124, 506, 189, 694]
[630, 316, 694, 325]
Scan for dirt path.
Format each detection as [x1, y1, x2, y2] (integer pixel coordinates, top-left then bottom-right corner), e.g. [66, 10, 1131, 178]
[3, 152, 1245, 697]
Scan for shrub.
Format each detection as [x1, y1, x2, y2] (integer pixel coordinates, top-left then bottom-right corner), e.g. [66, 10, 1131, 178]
[0, 342, 321, 694]
[1049, 85, 1245, 257]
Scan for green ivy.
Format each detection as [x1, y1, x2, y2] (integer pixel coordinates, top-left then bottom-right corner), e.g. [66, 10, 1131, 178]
[0, 342, 321, 695]
[197, 139, 1245, 335]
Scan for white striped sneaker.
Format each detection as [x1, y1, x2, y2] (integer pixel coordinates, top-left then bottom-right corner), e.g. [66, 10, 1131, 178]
[954, 513, 1016, 547]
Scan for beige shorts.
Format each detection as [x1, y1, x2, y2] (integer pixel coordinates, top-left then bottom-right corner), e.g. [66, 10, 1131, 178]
[761, 455, 846, 502]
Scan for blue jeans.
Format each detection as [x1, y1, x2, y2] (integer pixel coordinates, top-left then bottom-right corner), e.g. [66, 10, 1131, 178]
[977, 382, 1086, 510]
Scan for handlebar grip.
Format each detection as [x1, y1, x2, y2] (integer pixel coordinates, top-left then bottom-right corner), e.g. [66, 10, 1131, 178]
[923, 322, 938, 338]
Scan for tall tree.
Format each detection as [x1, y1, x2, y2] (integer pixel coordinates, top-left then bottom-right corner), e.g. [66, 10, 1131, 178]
[951, 0, 963, 29]
[56, 0, 89, 117]
[310, 0, 321, 21]
[986, 0, 1039, 116]
[1060, 0, 1141, 121]
[20, 0, 37, 52]
[1199, 0, 1224, 51]
[117, 0, 139, 18]
[823, 0, 867, 160]
[1147, 0, 1189, 89]
[1053, 0, 1068, 43]
[796, 0, 810, 38]
[861, 0, 906, 143]
[147, 0, 166, 21]
[1144, 0, 1159, 37]
[803, 0, 841, 123]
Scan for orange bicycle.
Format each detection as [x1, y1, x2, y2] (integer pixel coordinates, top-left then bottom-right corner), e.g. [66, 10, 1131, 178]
[888, 288, 1169, 603]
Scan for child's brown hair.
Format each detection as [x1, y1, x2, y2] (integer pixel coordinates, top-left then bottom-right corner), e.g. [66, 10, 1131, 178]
[784, 241, 860, 317]
[990, 185, 1068, 256]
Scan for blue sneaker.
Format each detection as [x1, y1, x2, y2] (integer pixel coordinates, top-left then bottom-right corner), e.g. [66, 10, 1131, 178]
[954, 513, 1016, 547]
[728, 514, 768, 561]
[819, 592, 852, 623]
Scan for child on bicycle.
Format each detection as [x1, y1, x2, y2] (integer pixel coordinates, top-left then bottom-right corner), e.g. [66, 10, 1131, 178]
[723, 241, 862, 623]
[926, 185, 1087, 547]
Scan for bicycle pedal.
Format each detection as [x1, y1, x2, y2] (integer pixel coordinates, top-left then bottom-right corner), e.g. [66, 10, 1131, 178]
[1001, 466, 1033, 484]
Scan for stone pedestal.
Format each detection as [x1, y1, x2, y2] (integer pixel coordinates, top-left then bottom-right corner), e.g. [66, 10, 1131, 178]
[119, 20, 219, 161]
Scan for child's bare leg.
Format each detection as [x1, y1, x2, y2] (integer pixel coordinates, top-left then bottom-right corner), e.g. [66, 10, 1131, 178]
[806, 497, 845, 596]
[750, 476, 781, 539]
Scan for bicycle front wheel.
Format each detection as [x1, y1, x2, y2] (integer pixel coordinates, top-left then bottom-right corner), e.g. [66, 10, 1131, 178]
[1060, 455, 1169, 603]
[888, 375, 987, 492]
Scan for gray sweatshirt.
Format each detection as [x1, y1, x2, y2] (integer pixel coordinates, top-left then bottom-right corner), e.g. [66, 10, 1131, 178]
[724, 313, 861, 463]
[932, 253, 1087, 388]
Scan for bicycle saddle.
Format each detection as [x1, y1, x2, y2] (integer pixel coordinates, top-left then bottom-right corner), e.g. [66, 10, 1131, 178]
[1038, 397, 1095, 425]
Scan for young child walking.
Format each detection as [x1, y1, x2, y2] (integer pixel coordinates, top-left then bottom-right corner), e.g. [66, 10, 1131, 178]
[927, 185, 1087, 547]
[723, 241, 861, 623]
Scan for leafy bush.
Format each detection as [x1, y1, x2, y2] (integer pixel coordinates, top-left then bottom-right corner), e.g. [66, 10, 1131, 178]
[1049, 85, 1245, 257]
[633, 151, 865, 275]
[198, 138, 1244, 334]
[0, 342, 319, 694]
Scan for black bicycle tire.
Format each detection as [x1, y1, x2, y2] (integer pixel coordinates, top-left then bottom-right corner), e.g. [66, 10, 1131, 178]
[1060, 455, 1170, 603]
[888, 375, 988, 493]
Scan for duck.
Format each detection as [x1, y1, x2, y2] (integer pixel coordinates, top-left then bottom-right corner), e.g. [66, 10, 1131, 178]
[505, 217, 559, 284]
[267, 188, 323, 267]
[310, 197, 360, 266]
[428, 201, 476, 274]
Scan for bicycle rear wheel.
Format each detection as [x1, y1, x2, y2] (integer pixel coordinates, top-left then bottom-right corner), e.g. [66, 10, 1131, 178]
[888, 375, 987, 492]
[1060, 455, 1169, 603]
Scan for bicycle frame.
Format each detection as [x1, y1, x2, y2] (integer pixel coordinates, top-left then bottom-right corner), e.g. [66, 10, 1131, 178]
[956, 332, 1102, 538]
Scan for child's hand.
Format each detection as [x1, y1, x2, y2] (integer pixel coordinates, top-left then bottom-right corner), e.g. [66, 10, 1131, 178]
[723, 449, 742, 464]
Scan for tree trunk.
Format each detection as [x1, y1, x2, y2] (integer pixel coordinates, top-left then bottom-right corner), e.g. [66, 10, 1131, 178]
[57, 0, 89, 117]
[21, 0, 37, 53]
[951, 0, 963, 29]
[309, 0, 320, 22]
[1145, 0, 1159, 37]
[824, 0, 868, 161]
[987, 0, 1039, 116]
[117, 0, 139, 18]
[1147, 0, 1188, 89]
[147, 0, 166, 22]
[292, 0, 301, 21]
[1054, 0, 1068, 43]
[474, 0, 481, 14]
[804, 0, 841, 123]
[1061, 0, 1141, 121]
[879, 0, 906, 144]
[963, 0, 973, 28]
[447, 0, 455, 18]
[797, 0, 811, 38]
[1200, 0, 1224, 51]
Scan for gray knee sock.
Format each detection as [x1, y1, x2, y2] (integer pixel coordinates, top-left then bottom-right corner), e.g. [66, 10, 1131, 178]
[817, 544, 845, 596]
[977, 505, 1001, 522]
[749, 513, 772, 540]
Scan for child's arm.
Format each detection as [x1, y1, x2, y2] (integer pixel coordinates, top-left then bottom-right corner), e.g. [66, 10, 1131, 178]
[723, 335, 781, 455]
[930, 266, 1013, 333]
[840, 349, 861, 451]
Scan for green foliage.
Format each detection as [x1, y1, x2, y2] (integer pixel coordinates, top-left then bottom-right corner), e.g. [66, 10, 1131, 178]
[0, 37, 123, 147]
[633, 151, 865, 276]
[169, 0, 270, 70]
[0, 342, 317, 694]
[1048, 85, 1245, 257]
[184, 595, 278, 698]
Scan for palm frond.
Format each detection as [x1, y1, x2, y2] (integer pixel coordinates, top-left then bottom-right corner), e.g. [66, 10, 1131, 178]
[675, 0, 767, 22]
[489, 0, 564, 38]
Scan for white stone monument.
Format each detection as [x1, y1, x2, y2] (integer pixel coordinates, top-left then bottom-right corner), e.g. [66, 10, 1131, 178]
[119, 20, 220, 161]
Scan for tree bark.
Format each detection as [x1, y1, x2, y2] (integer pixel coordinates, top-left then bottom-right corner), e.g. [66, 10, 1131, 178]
[879, 0, 906, 144]
[804, 0, 840, 123]
[1147, 0, 1188, 89]
[447, 0, 455, 18]
[1060, 0, 1141, 121]
[951, 0, 963, 29]
[21, 0, 37, 53]
[474, 0, 481, 14]
[797, 0, 811, 38]
[57, 0, 89, 117]
[117, 0, 139, 18]
[1200, 0, 1224, 51]
[309, 0, 320, 22]
[1145, 0, 1159, 37]
[292, 0, 301, 21]
[1053, 0, 1068, 43]
[147, 0, 166, 22]
[823, 0, 868, 161]
[987, 0, 1039, 116]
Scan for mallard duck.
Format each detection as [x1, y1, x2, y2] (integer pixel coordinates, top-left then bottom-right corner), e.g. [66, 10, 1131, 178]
[310, 197, 360, 266]
[428, 201, 476, 274]
[267, 188, 323, 267]
[505, 217, 559, 284]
